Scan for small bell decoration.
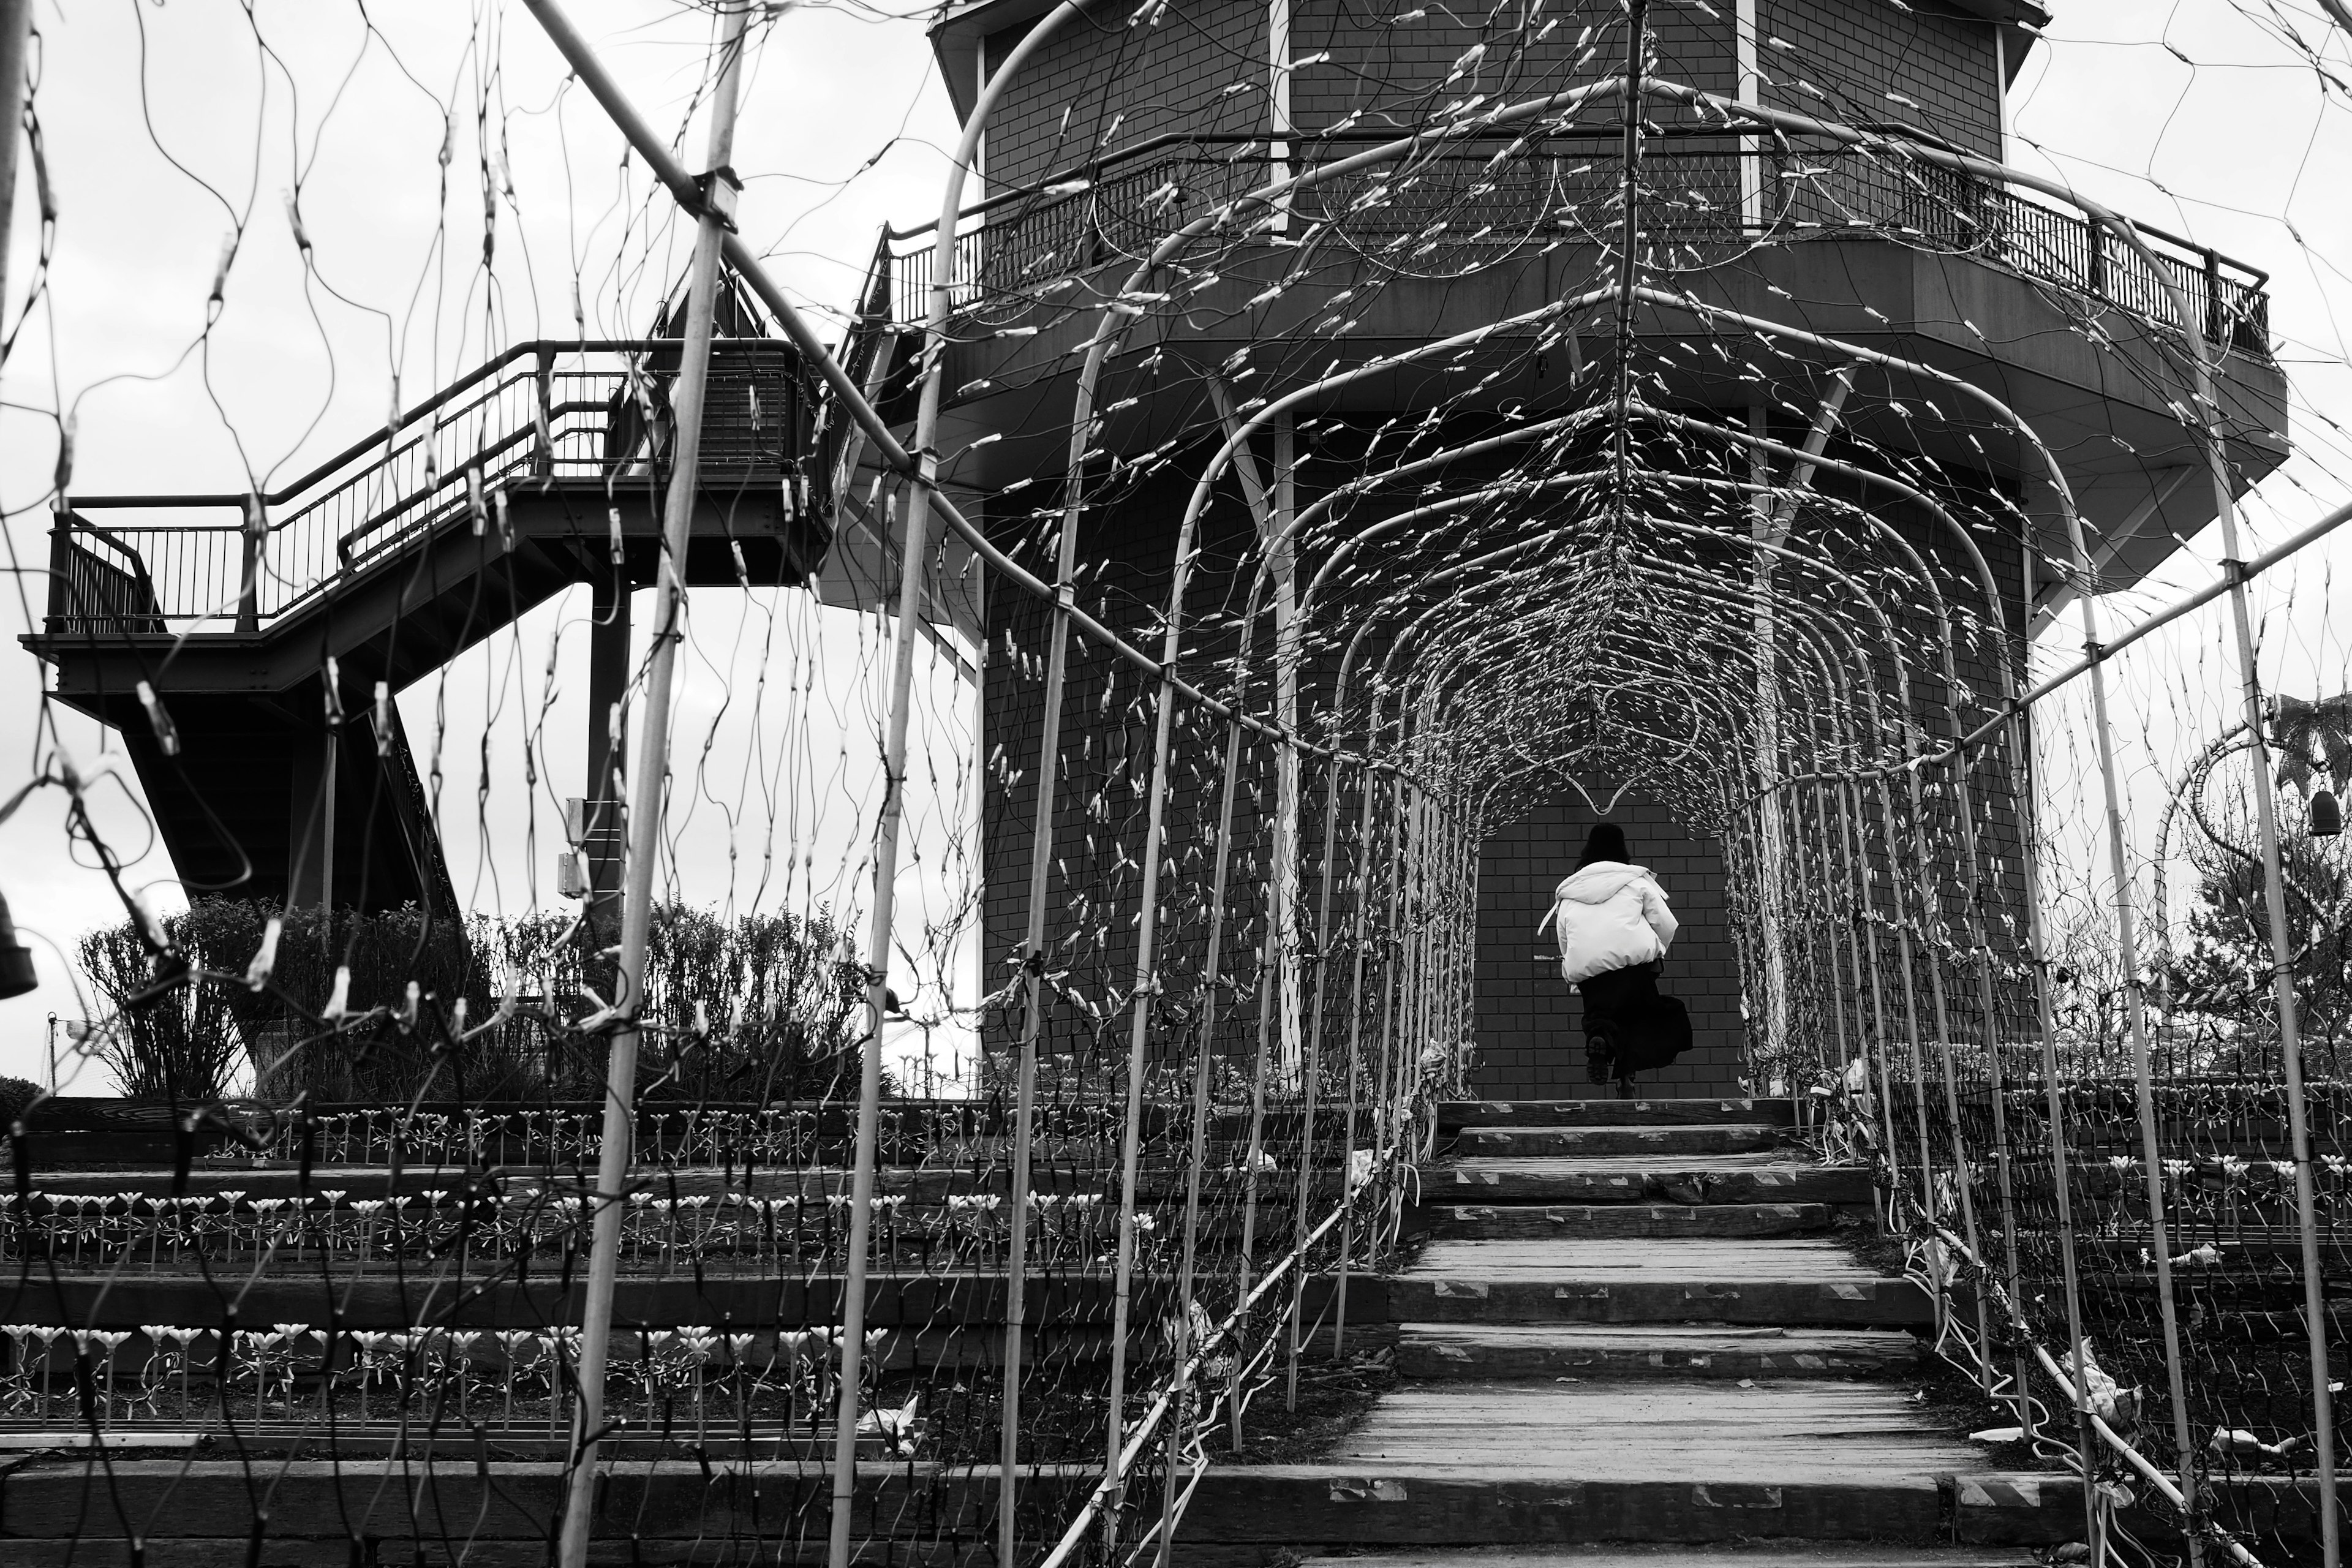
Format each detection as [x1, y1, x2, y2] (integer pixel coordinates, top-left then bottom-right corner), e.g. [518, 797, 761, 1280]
[0, 888, 37, 1000]
[2314, 789, 2344, 839]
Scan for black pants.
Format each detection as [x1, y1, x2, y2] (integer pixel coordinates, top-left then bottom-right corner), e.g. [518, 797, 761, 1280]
[1578, 960, 1692, 1084]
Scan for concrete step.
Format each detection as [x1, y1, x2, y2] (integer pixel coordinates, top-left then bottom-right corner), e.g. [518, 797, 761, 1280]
[1439, 1101, 1798, 1131]
[1437, 1156, 1872, 1208]
[1184, 1384, 2078, 1545]
[1395, 1324, 1921, 1379]
[1388, 1239, 1931, 1327]
[1455, 1126, 1783, 1159]
[1416, 1203, 1834, 1240]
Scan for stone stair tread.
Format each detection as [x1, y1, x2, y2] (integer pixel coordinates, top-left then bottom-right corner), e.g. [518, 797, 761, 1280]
[1315, 1547, 2042, 1567]
[1450, 1155, 1847, 1175]
[1439, 1101, 1799, 1129]
[1404, 1238, 1896, 1282]
[1421, 1204, 1832, 1239]
[1434, 1156, 1871, 1206]
[1457, 1127, 1784, 1155]
[1462, 1124, 1781, 1135]
[1401, 1324, 1915, 1349]
[1329, 1381, 1984, 1481]
[1395, 1323, 1920, 1378]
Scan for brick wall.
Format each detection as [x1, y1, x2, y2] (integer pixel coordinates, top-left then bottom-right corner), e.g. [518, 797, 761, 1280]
[1758, 0, 2002, 157]
[980, 3, 1742, 194]
[978, 1, 1999, 192]
[983, 3, 1266, 192]
[1475, 793, 1747, 1100]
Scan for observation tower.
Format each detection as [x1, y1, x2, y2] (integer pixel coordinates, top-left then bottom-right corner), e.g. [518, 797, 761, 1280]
[857, 0, 2290, 1100]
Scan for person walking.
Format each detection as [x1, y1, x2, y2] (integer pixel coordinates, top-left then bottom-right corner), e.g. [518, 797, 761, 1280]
[1536, 823, 1692, 1092]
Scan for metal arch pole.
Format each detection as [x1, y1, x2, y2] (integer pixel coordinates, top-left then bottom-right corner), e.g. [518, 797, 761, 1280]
[1841, 766, 1904, 1217]
[2011, 709, 2107, 1559]
[1945, 747, 2035, 1421]
[1786, 658, 1851, 1093]
[551, 9, 748, 1568]
[1879, 750, 1940, 1276]
[1780, 748, 1830, 1094]
[1231, 798, 1286, 1450]
[1803, 687, 1858, 1088]
[1332, 741, 1385, 1359]
[1902, 735, 1997, 1389]
[1284, 739, 1347, 1409]
[845, 0, 1095, 1547]
[1828, 662, 1904, 1227]
[2081, 593, 2204, 1568]
[869, 14, 1114, 1562]
[1103, 417, 1258, 1551]
[1933, 682, 2034, 1417]
[2153, 226, 2338, 1568]
[0, 0, 30, 352]
[1153, 647, 1251, 1568]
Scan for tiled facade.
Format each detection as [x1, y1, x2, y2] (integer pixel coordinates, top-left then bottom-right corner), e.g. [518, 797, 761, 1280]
[980, 0, 2005, 191]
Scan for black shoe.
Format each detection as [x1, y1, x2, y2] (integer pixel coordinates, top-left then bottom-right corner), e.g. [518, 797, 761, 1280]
[1585, 1024, 1618, 1085]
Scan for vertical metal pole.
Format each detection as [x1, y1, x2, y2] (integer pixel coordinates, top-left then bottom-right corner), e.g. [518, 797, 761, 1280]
[1781, 755, 1830, 1089]
[1101, 620, 1193, 1559]
[1838, 670, 1905, 1227]
[1371, 766, 1410, 1147]
[1906, 770, 1996, 1390]
[995, 575, 1071, 1568]
[1331, 752, 1384, 1357]
[318, 728, 337, 914]
[2009, 700, 2106, 1558]
[1879, 766, 1941, 1294]
[1153, 706, 1246, 1568]
[2081, 611, 2204, 1568]
[2184, 281, 2339, 1568]
[1229, 920, 1278, 1453]
[554, 12, 748, 1568]
[1837, 775, 1900, 1187]
[586, 573, 634, 951]
[0, 0, 31, 339]
[1284, 746, 1343, 1408]
[1808, 777, 1853, 1080]
[1941, 727, 2034, 1420]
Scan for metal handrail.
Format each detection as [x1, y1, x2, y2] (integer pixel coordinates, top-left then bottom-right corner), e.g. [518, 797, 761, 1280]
[69, 339, 690, 513]
[869, 127, 2272, 358]
[881, 125, 2269, 290]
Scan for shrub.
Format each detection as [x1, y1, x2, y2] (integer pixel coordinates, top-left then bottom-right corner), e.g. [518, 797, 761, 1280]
[0, 1074, 42, 1128]
[78, 897, 875, 1107]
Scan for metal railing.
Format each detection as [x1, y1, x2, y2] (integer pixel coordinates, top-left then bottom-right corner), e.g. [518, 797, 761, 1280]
[43, 338, 825, 639]
[876, 129, 2271, 360]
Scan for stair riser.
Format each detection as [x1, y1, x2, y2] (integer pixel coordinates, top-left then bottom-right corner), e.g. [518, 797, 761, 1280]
[1456, 1128, 1782, 1158]
[1439, 1101, 1798, 1130]
[1438, 1170, 1871, 1207]
[1174, 1473, 2081, 1545]
[1414, 1204, 1833, 1240]
[1387, 1280, 1933, 1328]
[1395, 1338, 1921, 1379]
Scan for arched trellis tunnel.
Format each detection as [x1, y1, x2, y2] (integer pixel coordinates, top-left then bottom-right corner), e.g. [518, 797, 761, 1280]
[9, 7, 2352, 1568]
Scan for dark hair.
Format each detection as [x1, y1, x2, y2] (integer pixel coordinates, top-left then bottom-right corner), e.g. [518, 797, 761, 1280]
[1576, 823, 1629, 869]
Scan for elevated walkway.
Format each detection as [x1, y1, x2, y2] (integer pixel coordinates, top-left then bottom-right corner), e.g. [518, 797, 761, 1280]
[22, 306, 853, 911]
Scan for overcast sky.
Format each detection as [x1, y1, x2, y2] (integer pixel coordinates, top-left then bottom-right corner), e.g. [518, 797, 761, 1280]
[2, 1, 2350, 1090]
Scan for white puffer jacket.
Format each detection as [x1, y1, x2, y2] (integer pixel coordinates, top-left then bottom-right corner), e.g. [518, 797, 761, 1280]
[1537, 862, 1679, 985]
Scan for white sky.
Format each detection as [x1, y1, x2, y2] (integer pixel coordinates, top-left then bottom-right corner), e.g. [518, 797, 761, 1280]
[2, 1, 2350, 1089]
